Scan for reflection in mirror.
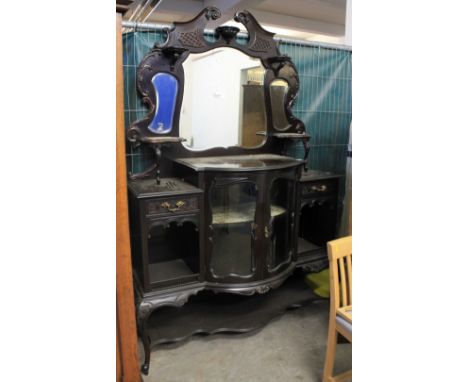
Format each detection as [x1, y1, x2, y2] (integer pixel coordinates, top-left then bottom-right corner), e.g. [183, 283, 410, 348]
[180, 48, 267, 150]
[149, 73, 179, 134]
[270, 79, 290, 131]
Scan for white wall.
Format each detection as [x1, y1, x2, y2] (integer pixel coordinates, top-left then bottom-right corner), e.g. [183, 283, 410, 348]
[344, 0, 352, 46]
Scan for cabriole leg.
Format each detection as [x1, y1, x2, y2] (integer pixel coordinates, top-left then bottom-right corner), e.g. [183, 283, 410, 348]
[138, 315, 151, 375]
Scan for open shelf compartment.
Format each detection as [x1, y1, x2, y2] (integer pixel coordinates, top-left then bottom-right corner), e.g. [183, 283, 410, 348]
[147, 220, 200, 287]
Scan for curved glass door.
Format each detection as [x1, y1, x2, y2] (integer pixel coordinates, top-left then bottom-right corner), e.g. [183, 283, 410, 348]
[267, 178, 294, 271]
[209, 179, 258, 278]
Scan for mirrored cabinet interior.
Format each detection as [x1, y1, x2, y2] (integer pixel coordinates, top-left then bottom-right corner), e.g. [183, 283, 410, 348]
[125, 7, 342, 375]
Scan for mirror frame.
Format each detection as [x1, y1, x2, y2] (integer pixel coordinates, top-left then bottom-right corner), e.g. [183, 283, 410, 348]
[127, 7, 305, 157]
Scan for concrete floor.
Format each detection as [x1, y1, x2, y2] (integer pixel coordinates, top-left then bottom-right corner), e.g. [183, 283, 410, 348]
[140, 300, 351, 382]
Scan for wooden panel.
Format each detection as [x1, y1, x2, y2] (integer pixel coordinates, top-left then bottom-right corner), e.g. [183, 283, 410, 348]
[116, 13, 141, 382]
[117, 323, 122, 382]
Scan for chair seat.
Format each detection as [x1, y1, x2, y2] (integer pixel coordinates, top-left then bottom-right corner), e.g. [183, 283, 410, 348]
[337, 306, 352, 324]
[336, 306, 352, 336]
[336, 315, 352, 336]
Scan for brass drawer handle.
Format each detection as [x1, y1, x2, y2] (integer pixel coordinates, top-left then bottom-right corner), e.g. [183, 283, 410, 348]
[311, 184, 327, 192]
[160, 200, 186, 212]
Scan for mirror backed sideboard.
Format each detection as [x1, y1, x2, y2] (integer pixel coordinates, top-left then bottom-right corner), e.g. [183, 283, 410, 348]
[126, 7, 342, 375]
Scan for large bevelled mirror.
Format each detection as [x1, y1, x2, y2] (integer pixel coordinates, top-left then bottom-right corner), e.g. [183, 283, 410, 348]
[180, 47, 267, 150]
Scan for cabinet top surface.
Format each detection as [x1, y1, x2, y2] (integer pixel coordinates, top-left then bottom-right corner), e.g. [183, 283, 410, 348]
[173, 154, 304, 172]
[300, 170, 342, 182]
[128, 177, 203, 198]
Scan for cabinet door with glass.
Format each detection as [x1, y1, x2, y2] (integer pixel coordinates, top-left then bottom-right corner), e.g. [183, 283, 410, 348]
[205, 174, 262, 283]
[264, 172, 297, 277]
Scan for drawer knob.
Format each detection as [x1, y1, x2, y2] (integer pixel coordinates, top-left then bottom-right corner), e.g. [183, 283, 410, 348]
[311, 184, 327, 192]
[161, 200, 186, 212]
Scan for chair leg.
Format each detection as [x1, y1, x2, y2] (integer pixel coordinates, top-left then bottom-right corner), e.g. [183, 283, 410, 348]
[323, 324, 338, 382]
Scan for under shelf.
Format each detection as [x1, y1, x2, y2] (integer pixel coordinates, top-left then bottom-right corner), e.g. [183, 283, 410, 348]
[146, 272, 323, 347]
[149, 259, 198, 284]
[212, 203, 286, 225]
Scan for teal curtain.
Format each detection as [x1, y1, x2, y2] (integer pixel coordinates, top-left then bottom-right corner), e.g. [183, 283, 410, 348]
[122, 31, 352, 176]
[280, 42, 352, 174]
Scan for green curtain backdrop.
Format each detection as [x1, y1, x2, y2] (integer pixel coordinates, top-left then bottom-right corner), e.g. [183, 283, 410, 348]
[122, 31, 352, 176]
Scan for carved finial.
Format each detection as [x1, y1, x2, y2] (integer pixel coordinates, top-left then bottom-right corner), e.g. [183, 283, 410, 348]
[205, 6, 221, 20]
[215, 26, 240, 43]
[233, 11, 248, 25]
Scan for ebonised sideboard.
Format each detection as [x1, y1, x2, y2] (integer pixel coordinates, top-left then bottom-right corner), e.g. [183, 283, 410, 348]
[124, 7, 343, 375]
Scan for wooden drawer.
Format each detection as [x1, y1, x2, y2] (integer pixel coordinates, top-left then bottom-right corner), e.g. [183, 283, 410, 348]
[301, 179, 337, 198]
[144, 196, 199, 217]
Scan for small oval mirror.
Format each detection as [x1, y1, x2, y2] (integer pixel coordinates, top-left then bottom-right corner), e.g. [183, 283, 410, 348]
[148, 72, 179, 134]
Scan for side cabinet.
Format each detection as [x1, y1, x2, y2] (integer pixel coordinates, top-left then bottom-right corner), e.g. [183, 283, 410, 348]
[128, 178, 204, 293]
[295, 171, 342, 272]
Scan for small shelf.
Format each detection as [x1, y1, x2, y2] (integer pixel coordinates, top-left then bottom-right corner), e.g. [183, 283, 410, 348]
[149, 259, 197, 283]
[256, 131, 311, 139]
[212, 202, 286, 225]
[140, 136, 186, 144]
[297, 237, 321, 255]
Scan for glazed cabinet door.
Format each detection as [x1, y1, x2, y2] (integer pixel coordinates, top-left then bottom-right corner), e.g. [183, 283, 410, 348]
[264, 170, 297, 277]
[205, 174, 262, 283]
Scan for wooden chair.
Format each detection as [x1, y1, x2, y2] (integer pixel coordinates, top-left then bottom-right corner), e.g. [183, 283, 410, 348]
[322, 236, 352, 382]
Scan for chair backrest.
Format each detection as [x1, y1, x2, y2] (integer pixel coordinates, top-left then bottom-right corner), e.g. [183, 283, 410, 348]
[327, 236, 352, 309]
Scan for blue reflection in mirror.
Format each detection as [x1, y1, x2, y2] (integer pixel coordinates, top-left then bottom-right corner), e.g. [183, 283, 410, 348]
[148, 73, 178, 134]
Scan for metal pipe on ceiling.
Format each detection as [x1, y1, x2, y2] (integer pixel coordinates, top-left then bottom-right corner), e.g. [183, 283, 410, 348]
[126, 0, 143, 22]
[121, 20, 352, 51]
[141, 0, 163, 23]
[133, 0, 152, 22]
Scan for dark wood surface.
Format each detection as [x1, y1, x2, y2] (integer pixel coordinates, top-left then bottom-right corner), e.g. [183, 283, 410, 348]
[129, 169, 341, 375]
[294, 173, 341, 274]
[116, 0, 134, 14]
[124, 7, 342, 376]
[297, 237, 321, 254]
[149, 260, 195, 281]
[128, 177, 203, 198]
[300, 170, 342, 182]
[146, 272, 322, 347]
[173, 154, 304, 172]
